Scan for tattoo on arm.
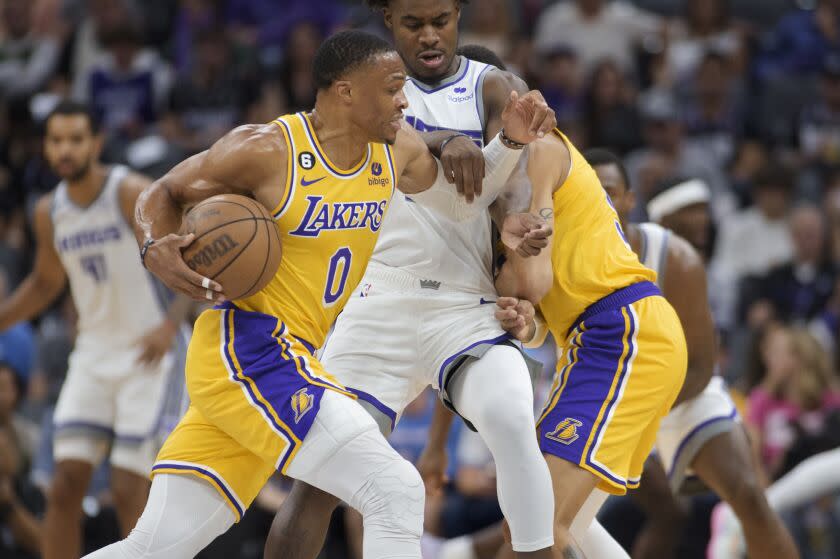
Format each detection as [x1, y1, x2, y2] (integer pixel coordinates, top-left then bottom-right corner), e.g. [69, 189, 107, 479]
[539, 207, 553, 220]
[563, 546, 581, 559]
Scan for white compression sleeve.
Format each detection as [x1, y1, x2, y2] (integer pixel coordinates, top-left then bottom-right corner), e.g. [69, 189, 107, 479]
[570, 490, 630, 559]
[410, 134, 524, 221]
[448, 344, 554, 552]
[82, 474, 235, 559]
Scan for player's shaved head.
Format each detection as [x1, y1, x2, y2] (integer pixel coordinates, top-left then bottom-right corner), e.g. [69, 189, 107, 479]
[312, 30, 397, 90]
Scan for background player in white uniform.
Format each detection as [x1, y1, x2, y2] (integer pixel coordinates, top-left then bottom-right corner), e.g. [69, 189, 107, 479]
[264, 2, 558, 558]
[0, 101, 188, 559]
[588, 149, 798, 559]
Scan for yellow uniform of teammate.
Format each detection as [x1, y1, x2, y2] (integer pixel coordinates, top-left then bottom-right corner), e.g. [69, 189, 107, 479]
[154, 113, 397, 519]
[532, 131, 687, 495]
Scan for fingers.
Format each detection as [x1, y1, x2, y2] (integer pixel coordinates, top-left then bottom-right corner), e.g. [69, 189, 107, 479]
[537, 107, 557, 138]
[501, 90, 519, 120]
[175, 233, 196, 248]
[495, 296, 519, 309]
[528, 100, 549, 138]
[452, 162, 465, 199]
[461, 159, 476, 203]
[442, 155, 456, 186]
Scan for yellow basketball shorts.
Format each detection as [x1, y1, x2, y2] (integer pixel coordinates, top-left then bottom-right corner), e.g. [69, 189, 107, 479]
[538, 281, 687, 495]
[152, 302, 354, 520]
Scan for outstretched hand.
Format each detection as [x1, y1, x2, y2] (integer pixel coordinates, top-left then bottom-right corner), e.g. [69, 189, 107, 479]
[500, 90, 556, 145]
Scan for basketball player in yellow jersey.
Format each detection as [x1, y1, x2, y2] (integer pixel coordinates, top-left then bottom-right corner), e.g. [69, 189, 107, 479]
[493, 131, 688, 555]
[83, 30, 549, 559]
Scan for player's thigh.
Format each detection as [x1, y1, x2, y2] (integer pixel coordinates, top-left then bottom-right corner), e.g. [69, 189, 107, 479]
[53, 353, 115, 465]
[320, 288, 421, 428]
[537, 296, 686, 495]
[153, 404, 274, 521]
[654, 376, 739, 491]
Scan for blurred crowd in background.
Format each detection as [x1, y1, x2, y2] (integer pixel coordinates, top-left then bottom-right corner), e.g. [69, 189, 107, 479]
[3, 0, 840, 558]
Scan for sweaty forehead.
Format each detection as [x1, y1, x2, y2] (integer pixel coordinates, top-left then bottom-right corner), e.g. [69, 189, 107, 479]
[391, 0, 457, 19]
[368, 52, 406, 80]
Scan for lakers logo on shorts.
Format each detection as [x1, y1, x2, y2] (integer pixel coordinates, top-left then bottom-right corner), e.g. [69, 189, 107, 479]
[546, 418, 583, 445]
[291, 387, 314, 424]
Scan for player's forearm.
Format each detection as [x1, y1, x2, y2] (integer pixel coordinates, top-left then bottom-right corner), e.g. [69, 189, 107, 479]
[426, 400, 455, 451]
[495, 252, 552, 305]
[0, 274, 64, 331]
[410, 134, 523, 220]
[134, 179, 184, 244]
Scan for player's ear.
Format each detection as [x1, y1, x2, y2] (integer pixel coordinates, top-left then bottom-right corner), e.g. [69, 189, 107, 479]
[383, 7, 393, 29]
[91, 133, 105, 159]
[335, 80, 353, 105]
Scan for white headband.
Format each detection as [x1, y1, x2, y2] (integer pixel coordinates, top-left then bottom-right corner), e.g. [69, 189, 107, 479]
[646, 178, 710, 223]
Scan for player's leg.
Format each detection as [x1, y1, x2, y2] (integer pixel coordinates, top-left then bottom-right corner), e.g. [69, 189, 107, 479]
[693, 426, 799, 559]
[447, 344, 554, 557]
[544, 455, 600, 552]
[285, 389, 425, 559]
[263, 480, 341, 559]
[45, 360, 114, 559]
[83, 473, 237, 559]
[109, 356, 172, 535]
[43, 457, 97, 559]
[627, 455, 687, 559]
[709, 447, 840, 557]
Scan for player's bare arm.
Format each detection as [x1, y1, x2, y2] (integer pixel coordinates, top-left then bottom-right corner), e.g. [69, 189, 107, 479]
[494, 134, 567, 304]
[0, 194, 67, 331]
[136, 124, 287, 302]
[118, 171, 192, 365]
[662, 234, 716, 405]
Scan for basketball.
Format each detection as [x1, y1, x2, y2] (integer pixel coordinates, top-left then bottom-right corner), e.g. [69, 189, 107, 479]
[180, 194, 282, 300]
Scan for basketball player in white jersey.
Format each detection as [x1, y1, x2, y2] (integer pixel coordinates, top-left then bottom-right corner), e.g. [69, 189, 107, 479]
[264, 2, 557, 558]
[586, 149, 798, 559]
[0, 101, 188, 559]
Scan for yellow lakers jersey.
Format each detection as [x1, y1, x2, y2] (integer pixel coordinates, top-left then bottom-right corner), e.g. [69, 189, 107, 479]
[539, 131, 655, 339]
[237, 112, 396, 348]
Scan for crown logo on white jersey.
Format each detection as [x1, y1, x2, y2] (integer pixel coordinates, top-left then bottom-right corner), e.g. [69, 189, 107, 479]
[420, 279, 441, 290]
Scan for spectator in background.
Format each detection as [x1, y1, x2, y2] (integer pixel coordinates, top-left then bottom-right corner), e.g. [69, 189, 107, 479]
[533, 0, 663, 76]
[744, 324, 840, 478]
[535, 45, 583, 138]
[458, 0, 517, 64]
[225, 0, 346, 67]
[0, 344, 43, 559]
[799, 51, 840, 171]
[741, 205, 836, 326]
[626, 89, 733, 222]
[757, 0, 840, 82]
[582, 59, 642, 155]
[162, 26, 257, 156]
[74, 21, 173, 152]
[277, 21, 320, 114]
[170, 0, 224, 76]
[711, 164, 794, 329]
[67, 0, 137, 92]
[680, 51, 745, 163]
[665, 0, 745, 84]
[0, 0, 62, 101]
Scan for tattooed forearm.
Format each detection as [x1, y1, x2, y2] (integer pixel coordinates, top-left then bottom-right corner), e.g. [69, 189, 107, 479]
[539, 207, 553, 220]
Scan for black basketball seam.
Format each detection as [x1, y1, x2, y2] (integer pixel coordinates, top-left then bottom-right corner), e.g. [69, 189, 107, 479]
[190, 217, 275, 242]
[240, 215, 274, 298]
[208, 204, 260, 288]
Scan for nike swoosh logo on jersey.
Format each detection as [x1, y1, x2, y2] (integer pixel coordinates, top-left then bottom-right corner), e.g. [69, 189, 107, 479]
[300, 176, 326, 187]
[479, 298, 496, 305]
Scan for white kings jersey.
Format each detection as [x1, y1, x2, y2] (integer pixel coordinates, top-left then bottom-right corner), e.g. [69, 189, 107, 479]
[637, 222, 671, 289]
[372, 56, 497, 294]
[51, 165, 169, 354]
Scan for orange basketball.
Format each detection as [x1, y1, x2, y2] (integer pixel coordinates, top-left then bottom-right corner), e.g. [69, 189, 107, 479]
[180, 194, 282, 300]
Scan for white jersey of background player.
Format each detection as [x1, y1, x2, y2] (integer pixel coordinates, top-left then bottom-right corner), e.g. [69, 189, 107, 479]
[0, 101, 188, 559]
[264, 38, 558, 559]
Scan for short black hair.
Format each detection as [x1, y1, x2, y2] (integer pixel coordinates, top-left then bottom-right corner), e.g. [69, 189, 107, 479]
[312, 30, 396, 90]
[365, 0, 468, 9]
[45, 100, 100, 135]
[584, 148, 630, 189]
[456, 44, 506, 70]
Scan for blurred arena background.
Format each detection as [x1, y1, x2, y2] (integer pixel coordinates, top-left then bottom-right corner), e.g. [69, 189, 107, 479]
[2, 0, 840, 558]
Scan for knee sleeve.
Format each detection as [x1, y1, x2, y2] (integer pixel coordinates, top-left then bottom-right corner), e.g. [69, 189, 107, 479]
[82, 474, 235, 559]
[449, 345, 554, 552]
[351, 452, 425, 538]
